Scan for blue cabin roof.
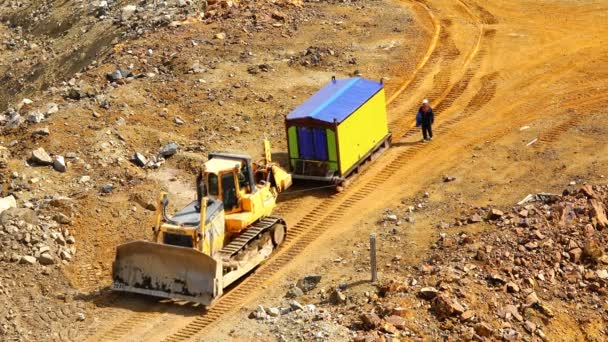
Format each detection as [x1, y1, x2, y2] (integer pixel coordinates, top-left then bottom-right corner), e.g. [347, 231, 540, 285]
[286, 77, 383, 124]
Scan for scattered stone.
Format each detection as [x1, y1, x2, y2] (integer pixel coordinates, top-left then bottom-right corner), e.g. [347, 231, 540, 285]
[53, 213, 72, 225]
[31, 147, 53, 165]
[26, 111, 45, 124]
[249, 305, 267, 320]
[60, 250, 72, 261]
[289, 300, 305, 311]
[121, 5, 137, 21]
[569, 247, 583, 263]
[286, 286, 304, 298]
[77, 313, 86, 322]
[0, 208, 38, 225]
[360, 313, 381, 330]
[20, 255, 36, 265]
[214, 32, 227, 40]
[432, 294, 464, 318]
[132, 153, 148, 167]
[330, 289, 347, 305]
[266, 307, 280, 317]
[384, 214, 398, 222]
[443, 175, 456, 182]
[526, 292, 540, 305]
[38, 253, 55, 265]
[101, 184, 114, 194]
[506, 282, 520, 293]
[385, 315, 406, 329]
[419, 287, 439, 300]
[53, 155, 67, 172]
[0, 195, 17, 215]
[159, 142, 179, 157]
[524, 320, 536, 334]
[468, 213, 483, 223]
[296, 274, 322, 292]
[487, 208, 504, 220]
[45, 103, 59, 115]
[474, 322, 494, 338]
[460, 310, 476, 321]
[33, 127, 50, 136]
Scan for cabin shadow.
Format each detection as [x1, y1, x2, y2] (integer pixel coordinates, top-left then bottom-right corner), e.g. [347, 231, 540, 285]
[277, 179, 337, 202]
[391, 140, 423, 147]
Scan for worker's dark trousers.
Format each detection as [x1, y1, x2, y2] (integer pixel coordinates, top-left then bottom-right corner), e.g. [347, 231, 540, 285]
[422, 124, 433, 140]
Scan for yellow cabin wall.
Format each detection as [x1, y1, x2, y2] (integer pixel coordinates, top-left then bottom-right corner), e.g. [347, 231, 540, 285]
[337, 89, 388, 173]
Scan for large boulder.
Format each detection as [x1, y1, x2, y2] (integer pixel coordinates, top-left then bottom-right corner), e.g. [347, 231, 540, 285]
[0, 207, 38, 226]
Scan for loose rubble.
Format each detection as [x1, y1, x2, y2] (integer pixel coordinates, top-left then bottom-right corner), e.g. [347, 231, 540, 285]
[251, 185, 608, 341]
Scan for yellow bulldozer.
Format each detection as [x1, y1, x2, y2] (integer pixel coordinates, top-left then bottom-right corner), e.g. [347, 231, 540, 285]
[111, 140, 292, 306]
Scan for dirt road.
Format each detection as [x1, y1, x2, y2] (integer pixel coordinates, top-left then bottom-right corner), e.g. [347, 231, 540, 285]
[69, 0, 608, 340]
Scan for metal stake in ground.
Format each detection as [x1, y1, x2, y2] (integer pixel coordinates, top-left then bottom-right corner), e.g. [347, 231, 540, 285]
[370, 234, 378, 283]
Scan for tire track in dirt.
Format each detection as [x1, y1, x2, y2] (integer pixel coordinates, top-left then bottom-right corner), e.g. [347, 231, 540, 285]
[386, 0, 441, 104]
[535, 92, 608, 146]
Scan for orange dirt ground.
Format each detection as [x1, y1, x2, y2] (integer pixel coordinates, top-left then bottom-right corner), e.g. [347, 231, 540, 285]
[1, 0, 607, 341]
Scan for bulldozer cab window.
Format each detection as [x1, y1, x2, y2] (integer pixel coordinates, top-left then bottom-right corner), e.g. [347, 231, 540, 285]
[221, 172, 239, 211]
[207, 174, 219, 197]
[236, 161, 251, 191]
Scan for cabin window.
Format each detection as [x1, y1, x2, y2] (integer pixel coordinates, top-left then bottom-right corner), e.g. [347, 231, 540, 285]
[208, 174, 219, 197]
[221, 172, 238, 210]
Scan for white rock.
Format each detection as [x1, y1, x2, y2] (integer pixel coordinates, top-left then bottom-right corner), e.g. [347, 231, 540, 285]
[20, 255, 37, 265]
[38, 253, 55, 265]
[53, 156, 67, 172]
[385, 214, 398, 222]
[31, 147, 53, 165]
[27, 111, 45, 124]
[266, 307, 280, 317]
[121, 5, 137, 21]
[45, 103, 59, 115]
[0, 195, 17, 215]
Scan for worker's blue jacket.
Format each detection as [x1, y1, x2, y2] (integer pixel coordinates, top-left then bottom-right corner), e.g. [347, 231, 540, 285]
[416, 106, 434, 127]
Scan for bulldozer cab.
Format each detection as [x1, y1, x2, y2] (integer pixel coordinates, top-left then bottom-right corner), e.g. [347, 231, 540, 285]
[202, 153, 256, 214]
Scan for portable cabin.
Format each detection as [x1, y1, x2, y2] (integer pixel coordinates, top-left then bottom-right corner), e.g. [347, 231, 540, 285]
[285, 77, 391, 186]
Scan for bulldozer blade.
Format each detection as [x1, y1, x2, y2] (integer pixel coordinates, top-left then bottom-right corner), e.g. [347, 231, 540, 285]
[112, 241, 222, 306]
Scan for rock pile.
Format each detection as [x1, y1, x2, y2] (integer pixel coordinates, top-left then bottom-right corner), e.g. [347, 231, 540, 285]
[250, 185, 608, 341]
[359, 184, 608, 341]
[0, 205, 77, 268]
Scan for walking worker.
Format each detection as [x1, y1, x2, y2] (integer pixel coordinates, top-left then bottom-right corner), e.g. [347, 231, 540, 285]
[416, 99, 434, 141]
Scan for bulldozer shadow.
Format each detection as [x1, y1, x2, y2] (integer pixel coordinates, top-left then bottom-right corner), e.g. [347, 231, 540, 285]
[78, 288, 206, 316]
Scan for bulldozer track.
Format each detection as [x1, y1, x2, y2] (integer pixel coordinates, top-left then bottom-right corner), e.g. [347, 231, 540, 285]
[83, 1, 498, 340]
[77, 262, 107, 293]
[386, 0, 441, 104]
[393, 25, 493, 140]
[535, 93, 608, 146]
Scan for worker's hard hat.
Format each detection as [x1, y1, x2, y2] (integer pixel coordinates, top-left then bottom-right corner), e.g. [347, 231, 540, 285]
[422, 99, 429, 105]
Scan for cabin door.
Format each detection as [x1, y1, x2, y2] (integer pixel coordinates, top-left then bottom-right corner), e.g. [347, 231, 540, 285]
[297, 127, 328, 161]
